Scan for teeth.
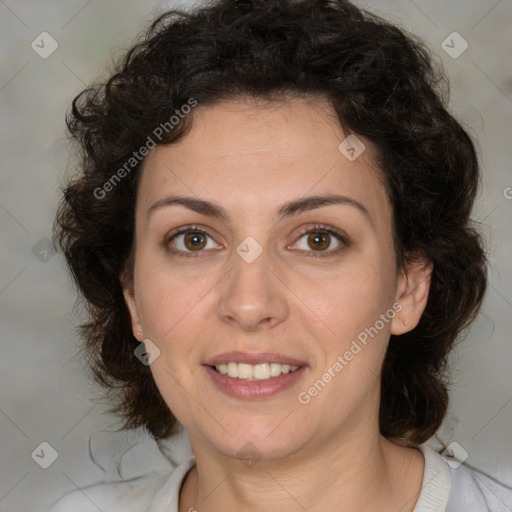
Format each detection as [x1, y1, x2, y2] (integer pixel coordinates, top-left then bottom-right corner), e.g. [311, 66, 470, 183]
[238, 363, 253, 379]
[214, 362, 300, 380]
[253, 363, 270, 380]
[227, 362, 238, 378]
[270, 363, 282, 377]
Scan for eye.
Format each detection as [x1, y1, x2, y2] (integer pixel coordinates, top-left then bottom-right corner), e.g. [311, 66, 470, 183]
[165, 225, 221, 257]
[164, 223, 348, 259]
[291, 225, 347, 256]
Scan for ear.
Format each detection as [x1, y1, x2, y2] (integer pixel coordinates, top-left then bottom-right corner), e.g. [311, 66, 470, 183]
[391, 257, 433, 335]
[120, 271, 144, 342]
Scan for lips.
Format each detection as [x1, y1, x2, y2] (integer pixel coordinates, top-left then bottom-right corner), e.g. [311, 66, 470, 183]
[202, 351, 308, 399]
[203, 351, 307, 367]
[204, 364, 307, 399]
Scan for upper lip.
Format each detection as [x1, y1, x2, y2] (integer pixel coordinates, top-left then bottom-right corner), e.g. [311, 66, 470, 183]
[204, 351, 307, 367]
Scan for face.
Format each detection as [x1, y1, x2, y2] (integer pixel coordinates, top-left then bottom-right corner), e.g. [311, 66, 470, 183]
[123, 96, 431, 463]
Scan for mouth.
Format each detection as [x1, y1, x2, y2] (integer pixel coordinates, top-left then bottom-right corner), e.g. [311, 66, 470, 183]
[203, 352, 308, 399]
[210, 362, 301, 381]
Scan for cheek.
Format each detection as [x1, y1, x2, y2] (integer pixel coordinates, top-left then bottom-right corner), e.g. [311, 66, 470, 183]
[300, 271, 395, 422]
[133, 257, 203, 348]
[319, 258, 396, 338]
[133, 264, 208, 414]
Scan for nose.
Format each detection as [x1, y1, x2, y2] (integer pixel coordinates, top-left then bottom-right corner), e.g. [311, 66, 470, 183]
[216, 244, 290, 332]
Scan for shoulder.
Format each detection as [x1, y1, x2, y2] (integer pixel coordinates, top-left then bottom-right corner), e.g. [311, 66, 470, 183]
[417, 442, 512, 512]
[446, 462, 512, 512]
[47, 472, 170, 512]
[47, 457, 196, 512]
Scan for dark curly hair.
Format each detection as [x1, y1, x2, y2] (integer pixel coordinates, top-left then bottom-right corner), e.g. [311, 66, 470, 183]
[54, 0, 487, 445]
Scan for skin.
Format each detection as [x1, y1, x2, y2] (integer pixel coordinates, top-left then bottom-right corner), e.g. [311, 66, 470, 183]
[122, 96, 433, 512]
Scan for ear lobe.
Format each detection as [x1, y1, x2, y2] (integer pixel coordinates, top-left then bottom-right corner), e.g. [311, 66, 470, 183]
[120, 273, 143, 341]
[391, 259, 433, 336]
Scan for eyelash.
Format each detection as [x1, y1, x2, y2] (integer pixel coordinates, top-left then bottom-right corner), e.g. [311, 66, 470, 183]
[163, 223, 348, 259]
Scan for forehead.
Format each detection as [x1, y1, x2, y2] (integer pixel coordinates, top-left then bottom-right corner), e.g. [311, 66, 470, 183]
[137, 97, 391, 226]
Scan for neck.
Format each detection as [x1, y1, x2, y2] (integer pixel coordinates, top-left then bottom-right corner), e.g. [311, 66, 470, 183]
[179, 421, 424, 512]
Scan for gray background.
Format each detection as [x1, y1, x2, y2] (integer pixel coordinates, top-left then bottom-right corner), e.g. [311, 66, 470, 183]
[0, 1, 511, 511]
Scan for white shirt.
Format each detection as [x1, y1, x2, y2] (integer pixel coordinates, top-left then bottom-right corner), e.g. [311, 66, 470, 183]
[48, 444, 512, 511]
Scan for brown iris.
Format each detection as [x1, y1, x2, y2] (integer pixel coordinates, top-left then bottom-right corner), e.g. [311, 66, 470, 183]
[184, 231, 207, 251]
[308, 231, 330, 251]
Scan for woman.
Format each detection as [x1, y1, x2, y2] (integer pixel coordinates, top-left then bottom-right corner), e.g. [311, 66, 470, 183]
[51, 0, 511, 510]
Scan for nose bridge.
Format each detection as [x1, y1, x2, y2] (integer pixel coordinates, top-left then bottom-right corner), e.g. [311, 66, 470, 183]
[217, 236, 288, 330]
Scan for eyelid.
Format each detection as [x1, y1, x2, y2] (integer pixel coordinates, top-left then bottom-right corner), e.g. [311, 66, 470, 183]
[293, 223, 347, 242]
[165, 224, 208, 243]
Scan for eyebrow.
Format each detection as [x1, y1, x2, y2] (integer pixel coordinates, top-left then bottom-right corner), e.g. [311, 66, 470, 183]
[147, 194, 371, 224]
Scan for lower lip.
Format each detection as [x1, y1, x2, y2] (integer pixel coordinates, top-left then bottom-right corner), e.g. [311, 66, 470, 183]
[203, 365, 307, 399]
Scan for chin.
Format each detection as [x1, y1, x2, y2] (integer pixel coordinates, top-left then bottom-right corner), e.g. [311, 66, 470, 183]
[193, 415, 312, 462]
